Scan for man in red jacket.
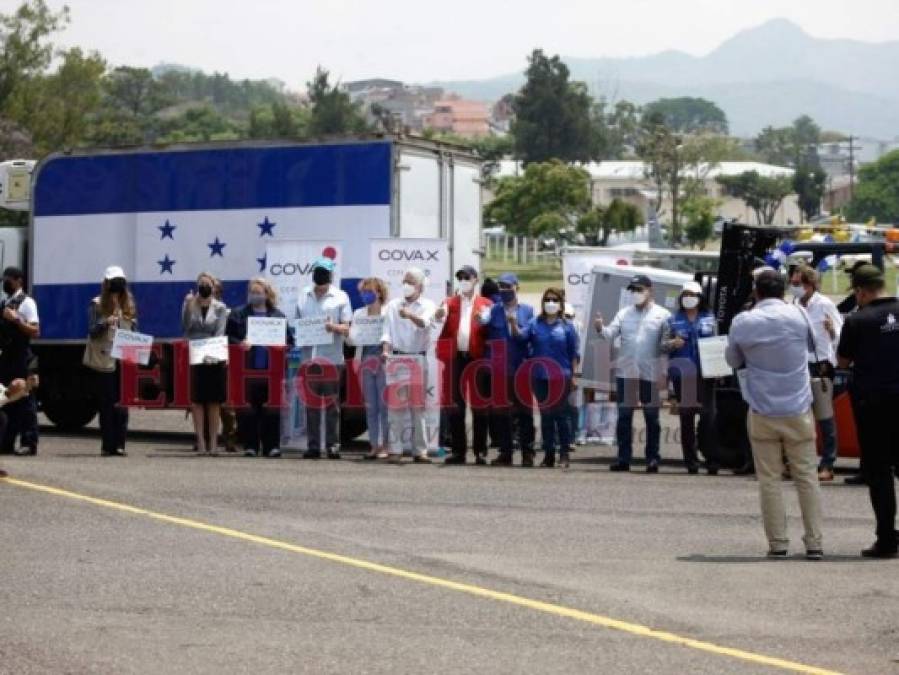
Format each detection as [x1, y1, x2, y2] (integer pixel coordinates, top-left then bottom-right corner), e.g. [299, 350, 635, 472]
[436, 266, 493, 465]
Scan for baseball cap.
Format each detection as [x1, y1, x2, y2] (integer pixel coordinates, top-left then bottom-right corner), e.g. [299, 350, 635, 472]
[455, 265, 478, 279]
[849, 263, 883, 289]
[497, 272, 519, 286]
[681, 280, 702, 294]
[626, 274, 652, 290]
[104, 265, 126, 280]
[311, 256, 336, 272]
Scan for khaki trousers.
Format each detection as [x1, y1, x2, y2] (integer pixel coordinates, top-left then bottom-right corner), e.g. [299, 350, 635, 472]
[747, 409, 823, 552]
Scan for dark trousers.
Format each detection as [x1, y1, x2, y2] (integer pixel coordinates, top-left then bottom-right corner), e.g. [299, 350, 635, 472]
[492, 374, 535, 456]
[534, 378, 571, 457]
[449, 353, 489, 459]
[854, 395, 899, 547]
[672, 377, 717, 470]
[94, 368, 128, 453]
[237, 380, 281, 455]
[304, 364, 342, 451]
[616, 378, 661, 465]
[0, 355, 36, 453]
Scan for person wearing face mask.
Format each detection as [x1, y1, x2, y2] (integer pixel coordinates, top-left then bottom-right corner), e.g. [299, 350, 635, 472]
[0, 266, 40, 456]
[789, 265, 843, 481]
[434, 266, 493, 465]
[348, 277, 390, 459]
[660, 281, 717, 474]
[837, 264, 899, 558]
[83, 266, 138, 457]
[296, 257, 352, 459]
[512, 288, 580, 468]
[226, 278, 290, 458]
[380, 267, 437, 463]
[478, 272, 536, 466]
[182, 272, 229, 455]
[594, 274, 671, 473]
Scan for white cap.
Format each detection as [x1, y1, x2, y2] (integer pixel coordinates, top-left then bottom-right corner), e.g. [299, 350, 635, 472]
[681, 280, 702, 294]
[104, 265, 126, 280]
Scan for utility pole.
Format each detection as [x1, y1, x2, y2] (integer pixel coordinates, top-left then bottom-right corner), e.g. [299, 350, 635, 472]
[848, 135, 856, 201]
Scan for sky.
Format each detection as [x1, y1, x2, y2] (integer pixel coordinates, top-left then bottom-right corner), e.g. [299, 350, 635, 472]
[3, 0, 898, 89]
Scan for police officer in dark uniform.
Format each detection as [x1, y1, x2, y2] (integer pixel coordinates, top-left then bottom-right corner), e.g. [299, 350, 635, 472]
[0, 267, 40, 455]
[837, 264, 899, 558]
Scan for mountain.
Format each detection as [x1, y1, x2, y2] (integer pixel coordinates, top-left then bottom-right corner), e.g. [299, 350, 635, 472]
[428, 19, 899, 138]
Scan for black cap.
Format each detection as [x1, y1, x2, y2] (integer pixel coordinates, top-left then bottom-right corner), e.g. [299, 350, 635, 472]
[626, 274, 652, 290]
[849, 263, 884, 289]
[844, 260, 868, 275]
[455, 265, 478, 279]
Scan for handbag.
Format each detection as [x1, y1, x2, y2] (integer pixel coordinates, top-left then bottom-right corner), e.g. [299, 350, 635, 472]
[798, 305, 834, 421]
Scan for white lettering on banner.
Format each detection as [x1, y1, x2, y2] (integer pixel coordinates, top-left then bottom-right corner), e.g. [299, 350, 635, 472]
[110, 329, 154, 365]
[370, 238, 450, 306]
[563, 251, 633, 319]
[246, 317, 287, 347]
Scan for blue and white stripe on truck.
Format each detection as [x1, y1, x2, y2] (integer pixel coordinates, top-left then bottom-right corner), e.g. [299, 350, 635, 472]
[32, 142, 392, 340]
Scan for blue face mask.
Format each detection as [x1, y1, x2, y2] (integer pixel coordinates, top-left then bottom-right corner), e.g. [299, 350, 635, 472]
[360, 290, 377, 306]
[500, 289, 516, 304]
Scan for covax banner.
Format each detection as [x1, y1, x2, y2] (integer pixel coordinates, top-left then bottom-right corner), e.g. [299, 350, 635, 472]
[369, 238, 449, 306]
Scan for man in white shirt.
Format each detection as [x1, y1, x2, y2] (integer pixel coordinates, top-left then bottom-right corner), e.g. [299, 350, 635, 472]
[296, 257, 352, 459]
[381, 267, 437, 463]
[789, 265, 843, 481]
[594, 274, 670, 472]
[0, 266, 40, 456]
[725, 269, 824, 560]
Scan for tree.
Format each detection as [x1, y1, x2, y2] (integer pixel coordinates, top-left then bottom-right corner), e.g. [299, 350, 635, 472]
[306, 66, 369, 137]
[754, 115, 822, 168]
[484, 160, 591, 236]
[793, 164, 826, 222]
[6, 47, 106, 154]
[511, 49, 594, 163]
[0, 0, 69, 110]
[578, 198, 643, 246]
[681, 195, 718, 249]
[0, 116, 32, 157]
[103, 66, 169, 118]
[717, 171, 794, 225]
[248, 100, 306, 139]
[845, 149, 899, 223]
[157, 105, 242, 143]
[642, 97, 728, 135]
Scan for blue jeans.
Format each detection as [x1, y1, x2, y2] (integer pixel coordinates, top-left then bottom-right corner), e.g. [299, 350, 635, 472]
[361, 359, 389, 447]
[533, 378, 571, 457]
[818, 417, 837, 468]
[615, 378, 661, 465]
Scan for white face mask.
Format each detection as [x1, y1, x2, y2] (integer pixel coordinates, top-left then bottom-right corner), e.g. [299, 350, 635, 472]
[631, 290, 648, 306]
[402, 282, 417, 299]
[458, 280, 474, 294]
[789, 284, 805, 298]
[681, 296, 699, 310]
[543, 301, 561, 316]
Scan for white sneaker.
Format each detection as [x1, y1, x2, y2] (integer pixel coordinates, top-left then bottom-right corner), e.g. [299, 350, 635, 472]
[268, 448, 281, 458]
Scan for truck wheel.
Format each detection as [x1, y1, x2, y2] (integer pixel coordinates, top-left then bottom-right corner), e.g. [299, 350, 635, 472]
[41, 396, 98, 431]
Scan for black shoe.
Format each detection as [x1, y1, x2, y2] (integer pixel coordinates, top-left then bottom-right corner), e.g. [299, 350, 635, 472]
[706, 466, 719, 476]
[861, 538, 898, 559]
[444, 455, 466, 465]
[609, 462, 630, 472]
[326, 450, 341, 460]
[766, 549, 788, 558]
[686, 464, 700, 475]
[560, 454, 570, 469]
[413, 454, 432, 464]
[490, 453, 513, 466]
[474, 455, 487, 466]
[521, 451, 535, 468]
[806, 549, 824, 561]
[540, 453, 555, 468]
[733, 463, 755, 476]
[303, 450, 322, 459]
[844, 473, 866, 486]
[646, 461, 659, 474]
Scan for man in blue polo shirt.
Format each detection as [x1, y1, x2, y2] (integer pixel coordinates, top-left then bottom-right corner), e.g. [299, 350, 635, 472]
[480, 273, 535, 466]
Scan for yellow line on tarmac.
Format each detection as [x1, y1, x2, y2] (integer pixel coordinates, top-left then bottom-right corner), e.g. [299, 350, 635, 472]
[1, 477, 841, 675]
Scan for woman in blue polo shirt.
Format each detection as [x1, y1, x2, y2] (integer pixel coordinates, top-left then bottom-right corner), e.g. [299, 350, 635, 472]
[661, 281, 717, 474]
[513, 287, 580, 469]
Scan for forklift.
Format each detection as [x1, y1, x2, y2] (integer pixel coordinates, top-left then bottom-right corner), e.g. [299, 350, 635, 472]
[697, 222, 893, 469]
